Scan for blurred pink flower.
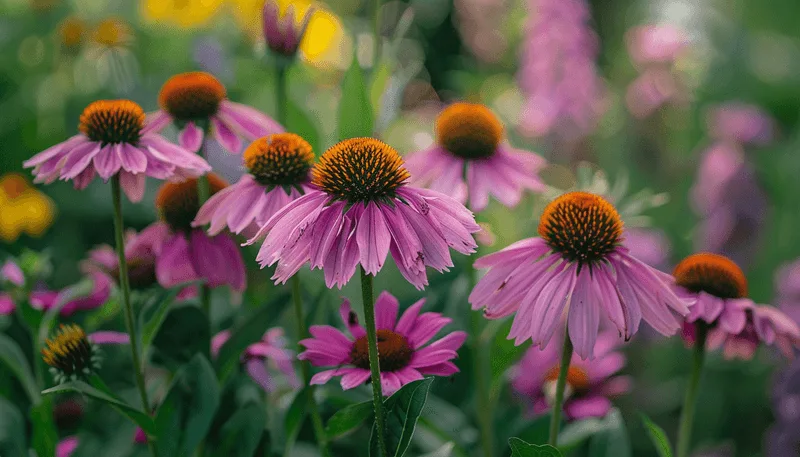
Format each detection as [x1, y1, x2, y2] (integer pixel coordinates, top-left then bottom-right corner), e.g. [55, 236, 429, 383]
[707, 103, 775, 146]
[299, 292, 466, 395]
[23, 271, 112, 317]
[57, 436, 79, 457]
[82, 229, 158, 290]
[622, 228, 671, 269]
[148, 72, 283, 154]
[406, 103, 546, 212]
[212, 328, 299, 392]
[23, 100, 211, 202]
[454, 0, 510, 63]
[511, 330, 630, 420]
[1, 259, 24, 286]
[626, 24, 688, 67]
[776, 259, 800, 327]
[518, 0, 605, 140]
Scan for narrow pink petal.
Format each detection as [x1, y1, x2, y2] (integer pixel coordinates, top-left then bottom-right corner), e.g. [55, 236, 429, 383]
[142, 110, 172, 134]
[394, 298, 426, 335]
[524, 263, 577, 348]
[340, 370, 371, 390]
[356, 202, 391, 276]
[246, 359, 276, 392]
[189, 231, 246, 291]
[119, 171, 146, 202]
[88, 331, 130, 345]
[374, 291, 399, 331]
[381, 372, 402, 395]
[93, 145, 122, 180]
[410, 348, 457, 367]
[219, 101, 284, 138]
[407, 313, 452, 349]
[155, 234, 200, 287]
[568, 268, 601, 360]
[0, 294, 16, 315]
[417, 361, 459, 376]
[425, 331, 467, 352]
[564, 396, 612, 420]
[212, 117, 242, 154]
[119, 143, 147, 174]
[179, 122, 204, 152]
[57, 436, 79, 457]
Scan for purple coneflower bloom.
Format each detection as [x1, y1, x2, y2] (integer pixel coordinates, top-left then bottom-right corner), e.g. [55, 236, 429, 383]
[81, 229, 158, 290]
[469, 191, 689, 359]
[148, 72, 283, 154]
[405, 102, 546, 212]
[512, 330, 630, 420]
[626, 24, 688, 67]
[139, 175, 246, 292]
[247, 137, 480, 289]
[518, 0, 605, 140]
[675, 253, 800, 359]
[57, 436, 79, 457]
[194, 133, 314, 238]
[299, 292, 466, 395]
[212, 327, 299, 392]
[262, 0, 314, 58]
[707, 102, 775, 146]
[776, 259, 800, 326]
[23, 100, 211, 202]
[0, 271, 112, 317]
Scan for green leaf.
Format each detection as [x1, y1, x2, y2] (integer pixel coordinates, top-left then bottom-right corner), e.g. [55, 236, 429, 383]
[286, 95, 321, 156]
[557, 416, 613, 452]
[588, 409, 631, 457]
[217, 402, 267, 457]
[370, 377, 434, 457]
[490, 320, 530, 383]
[0, 333, 40, 403]
[0, 397, 27, 457]
[138, 286, 184, 355]
[152, 304, 210, 371]
[326, 400, 373, 440]
[338, 56, 374, 140]
[283, 388, 308, 456]
[155, 354, 220, 456]
[419, 442, 455, 457]
[42, 381, 156, 435]
[640, 414, 673, 457]
[29, 398, 58, 457]
[215, 294, 289, 383]
[508, 437, 563, 457]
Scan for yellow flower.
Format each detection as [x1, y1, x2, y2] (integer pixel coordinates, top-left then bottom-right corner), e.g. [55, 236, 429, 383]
[0, 174, 56, 243]
[58, 16, 86, 49]
[141, 0, 226, 29]
[92, 18, 133, 48]
[229, 0, 347, 66]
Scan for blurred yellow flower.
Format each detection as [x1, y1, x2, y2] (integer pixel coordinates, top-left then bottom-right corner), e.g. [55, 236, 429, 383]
[92, 18, 133, 48]
[229, 0, 347, 66]
[0, 174, 55, 243]
[141, 0, 226, 29]
[58, 16, 86, 49]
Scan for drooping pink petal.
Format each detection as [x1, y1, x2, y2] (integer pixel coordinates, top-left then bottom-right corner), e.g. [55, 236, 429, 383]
[155, 233, 200, 287]
[119, 171, 146, 202]
[356, 202, 391, 276]
[179, 122, 204, 152]
[568, 267, 601, 360]
[88, 331, 130, 344]
[374, 291, 400, 331]
[211, 117, 242, 154]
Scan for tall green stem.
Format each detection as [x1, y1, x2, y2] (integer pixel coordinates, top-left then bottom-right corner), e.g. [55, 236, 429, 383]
[360, 267, 388, 457]
[677, 323, 708, 457]
[467, 260, 493, 457]
[548, 330, 573, 446]
[111, 176, 157, 457]
[275, 62, 288, 126]
[195, 135, 211, 318]
[291, 275, 331, 457]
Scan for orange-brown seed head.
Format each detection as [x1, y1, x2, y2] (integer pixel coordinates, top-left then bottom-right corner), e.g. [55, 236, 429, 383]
[243, 133, 315, 188]
[436, 102, 504, 160]
[155, 173, 228, 232]
[158, 72, 226, 121]
[673, 253, 748, 299]
[78, 100, 145, 145]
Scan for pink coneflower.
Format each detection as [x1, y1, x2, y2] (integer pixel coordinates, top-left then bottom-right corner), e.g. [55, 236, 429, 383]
[141, 174, 246, 291]
[1, 259, 24, 286]
[23, 100, 211, 202]
[518, 0, 605, 140]
[405, 103, 546, 212]
[81, 230, 158, 290]
[707, 103, 775, 146]
[247, 137, 480, 289]
[626, 24, 688, 67]
[299, 292, 466, 395]
[469, 191, 689, 359]
[776, 259, 800, 326]
[194, 133, 314, 237]
[42, 323, 129, 384]
[675, 253, 800, 359]
[262, 0, 314, 58]
[512, 331, 630, 420]
[148, 72, 283, 154]
[0, 272, 112, 318]
[212, 327, 299, 392]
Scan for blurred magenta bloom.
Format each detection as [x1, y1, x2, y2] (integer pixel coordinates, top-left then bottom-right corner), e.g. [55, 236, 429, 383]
[299, 292, 466, 395]
[622, 228, 671, 269]
[511, 331, 630, 420]
[57, 436, 79, 457]
[705, 303, 800, 359]
[518, 0, 605, 140]
[194, 133, 315, 238]
[247, 138, 479, 290]
[626, 24, 688, 67]
[20, 271, 112, 317]
[23, 100, 211, 202]
[776, 259, 800, 326]
[262, 0, 314, 57]
[82, 229, 159, 290]
[405, 103, 546, 212]
[212, 327, 299, 392]
[707, 102, 775, 146]
[470, 192, 688, 359]
[146, 175, 246, 292]
[768, 357, 800, 456]
[624, 24, 689, 118]
[149, 72, 283, 154]
[1, 259, 24, 286]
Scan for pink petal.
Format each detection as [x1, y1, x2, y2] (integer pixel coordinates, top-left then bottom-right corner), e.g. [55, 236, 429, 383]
[246, 359, 276, 392]
[93, 145, 122, 180]
[118, 143, 147, 174]
[374, 291, 399, 331]
[156, 234, 200, 288]
[119, 171, 146, 202]
[179, 122, 204, 152]
[356, 202, 391, 275]
[212, 117, 242, 154]
[88, 331, 130, 344]
[568, 268, 601, 360]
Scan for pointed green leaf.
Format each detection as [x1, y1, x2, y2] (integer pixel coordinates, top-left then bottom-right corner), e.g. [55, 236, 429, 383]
[640, 414, 674, 457]
[283, 387, 308, 456]
[508, 437, 563, 457]
[0, 397, 27, 457]
[370, 377, 435, 457]
[588, 409, 631, 457]
[42, 381, 156, 435]
[138, 285, 185, 354]
[326, 400, 373, 440]
[29, 398, 57, 457]
[217, 402, 267, 457]
[155, 354, 220, 456]
[338, 56, 374, 140]
[0, 333, 39, 403]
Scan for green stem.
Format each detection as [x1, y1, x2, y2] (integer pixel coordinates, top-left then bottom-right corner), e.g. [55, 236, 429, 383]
[467, 260, 494, 457]
[548, 330, 573, 446]
[275, 62, 288, 126]
[360, 267, 388, 457]
[111, 176, 157, 457]
[195, 134, 212, 320]
[676, 323, 708, 457]
[291, 275, 331, 457]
